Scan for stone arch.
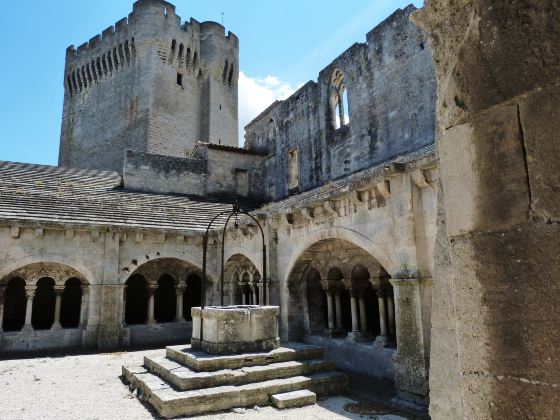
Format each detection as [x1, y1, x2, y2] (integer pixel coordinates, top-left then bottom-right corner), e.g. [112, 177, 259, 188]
[224, 254, 261, 305]
[120, 255, 216, 285]
[284, 237, 392, 341]
[283, 227, 395, 280]
[0, 256, 94, 287]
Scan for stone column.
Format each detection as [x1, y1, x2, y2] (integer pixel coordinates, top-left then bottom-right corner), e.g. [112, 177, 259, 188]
[349, 290, 359, 333]
[80, 285, 89, 327]
[374, 290, 388, 346]
[22, 286, 36, 332]
[52, 285, 65, 330]
[175, 283, 186, 322]
[121, 285, 127, 326]
[334, 288, 343, 330]
[358, 290, 368, 332]
[0, 286, 5, 332]
[387, 295, 395, 336]
[325, 288, 335, 331]
[147, 284, 157, 325]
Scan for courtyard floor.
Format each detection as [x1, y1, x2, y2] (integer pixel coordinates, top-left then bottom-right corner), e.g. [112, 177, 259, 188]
[0, 348, 427, 420]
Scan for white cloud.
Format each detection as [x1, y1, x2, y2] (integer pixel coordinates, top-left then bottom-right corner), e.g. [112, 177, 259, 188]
[238, 71, 298, 145]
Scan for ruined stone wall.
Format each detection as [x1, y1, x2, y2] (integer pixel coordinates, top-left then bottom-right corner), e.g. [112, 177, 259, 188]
[59, 0, 238, 174]
[244, 5, 436, 202]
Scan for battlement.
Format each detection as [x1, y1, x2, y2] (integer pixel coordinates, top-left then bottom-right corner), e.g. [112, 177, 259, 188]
[66, 1, 237, 62]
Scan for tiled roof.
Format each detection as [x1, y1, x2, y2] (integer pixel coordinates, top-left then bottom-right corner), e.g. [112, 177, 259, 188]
[0, 161, 234, 233]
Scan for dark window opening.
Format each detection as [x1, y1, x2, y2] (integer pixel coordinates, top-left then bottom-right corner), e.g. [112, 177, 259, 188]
[154, 275, 176, 323]
[3, 278, 26, 331]
[125, 275, 148, 325]
[184, 275, 201, 321]
[177, 73, 183, 86]
[60, 278, 82, 328]
[32, 278, 55, 330]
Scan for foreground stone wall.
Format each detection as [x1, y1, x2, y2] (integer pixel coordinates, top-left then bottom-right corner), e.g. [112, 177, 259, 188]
[415, 1, 560, 418]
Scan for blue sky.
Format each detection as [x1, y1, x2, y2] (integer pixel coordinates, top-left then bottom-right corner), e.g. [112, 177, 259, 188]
[0, 0, 422, 166]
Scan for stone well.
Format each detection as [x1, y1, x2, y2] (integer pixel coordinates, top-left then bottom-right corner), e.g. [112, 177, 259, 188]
[191, 306, 280, 355]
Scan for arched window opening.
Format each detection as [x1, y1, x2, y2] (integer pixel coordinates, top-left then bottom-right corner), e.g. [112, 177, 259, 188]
[81, 68, 88, 88]
[184, 274, 201, 321]
[3, 278, 26, 331]
[306, 269, 327, 334]
[124, 40, 131, 63]
[267, 119, 276, 141]
[125, 274, 148, 325]
[155, 274, 176, 323]
[113, 48, 119, 70]
[118, 44, 125, 65]
[330, 69, 350, 129]
[192, 52, 198, 70]
[60, 278, 82, 328]
[32, 278, 55, 330]
[66, 76, 73, 95]
[178, 44, 184, 59]
[185, 48, 191, 69]
[228, 65, 234, 86]
[107, 52, 113, 72]
[96, 57, 103, 78]
[241, 272, 253, 304]
[222, 60, 229, 83]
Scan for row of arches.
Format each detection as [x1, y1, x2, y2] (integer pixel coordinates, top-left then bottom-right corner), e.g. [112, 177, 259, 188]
[2, 277, 87, 332]
[124, 273, 201, 325]
[287, 239, 396, 345]
[169, 40, 199, 73]
[67, 38, 136, 96]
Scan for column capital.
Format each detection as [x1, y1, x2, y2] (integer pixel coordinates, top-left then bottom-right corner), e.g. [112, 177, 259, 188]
[321, 279, 341, 292]
[175, 284, 187, 293]
[54, 285, 65, 295]
[389, 278, 421, 288]
[25, 286, 36, 299]
[146, 283, 158, 294]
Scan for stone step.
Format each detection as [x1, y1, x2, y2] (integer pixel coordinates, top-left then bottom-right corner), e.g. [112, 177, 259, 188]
[166, 342, 324, 372]
[144, 354, 335, 391]
[123, 366, 347, 419]
[272, 389, 317, 409]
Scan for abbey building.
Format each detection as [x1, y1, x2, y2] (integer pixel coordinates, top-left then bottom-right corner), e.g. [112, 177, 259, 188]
[0, 0, 437, 406]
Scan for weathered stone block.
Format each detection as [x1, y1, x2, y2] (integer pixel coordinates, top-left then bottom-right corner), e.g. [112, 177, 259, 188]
[272, 390, 316, 409]
[191, 306, 280, 355]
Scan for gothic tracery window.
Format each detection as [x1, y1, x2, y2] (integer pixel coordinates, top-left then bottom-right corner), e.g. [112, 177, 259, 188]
[330, 69, 350, 129]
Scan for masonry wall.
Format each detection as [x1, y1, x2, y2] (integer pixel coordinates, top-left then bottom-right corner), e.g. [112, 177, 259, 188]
[123, 150, 207, 196]
[244, 5, 436, 202]
[59, 0, 239, 174]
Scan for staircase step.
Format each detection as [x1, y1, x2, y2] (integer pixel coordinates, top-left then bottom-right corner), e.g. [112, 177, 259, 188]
[166, 342, 324, 372]
[124, 369, 348, 419]
[145, 354, 334, 391]
[272, 390, 317, 409]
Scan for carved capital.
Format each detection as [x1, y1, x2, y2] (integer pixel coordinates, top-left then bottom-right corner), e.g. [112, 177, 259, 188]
[25, 286, 36, 299]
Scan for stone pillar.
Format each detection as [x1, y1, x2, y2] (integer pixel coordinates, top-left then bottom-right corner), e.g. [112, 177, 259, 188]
[389, 278, 428, 404]
[147, 284, 157, 325]
[121, 285, 127, 326]
[22, 286, 36, 332]
[387, 294, 395, 336]
[349, 291, 359, 333]
[325, 289, 335, 331]
[175, 283, 186, 322]
[414, 3, 560, 418]
[0, 286, 5, 332]
[52, 285, 65, 330]
[80, 285, 89, 327]
[358, 291, 368, 332]
[334, 288, 343, 330]
[374, 290, 388, 346]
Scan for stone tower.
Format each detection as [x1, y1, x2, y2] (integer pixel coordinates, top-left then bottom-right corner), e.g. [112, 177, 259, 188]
[59, 0, 239, 173]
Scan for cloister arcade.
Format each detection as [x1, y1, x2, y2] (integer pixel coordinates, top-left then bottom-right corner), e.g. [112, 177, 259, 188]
[224, 254, 262, 306]
[285, 239, 396, 345]
[123, 258, 202, 326]
[0, 263, 89, 333]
